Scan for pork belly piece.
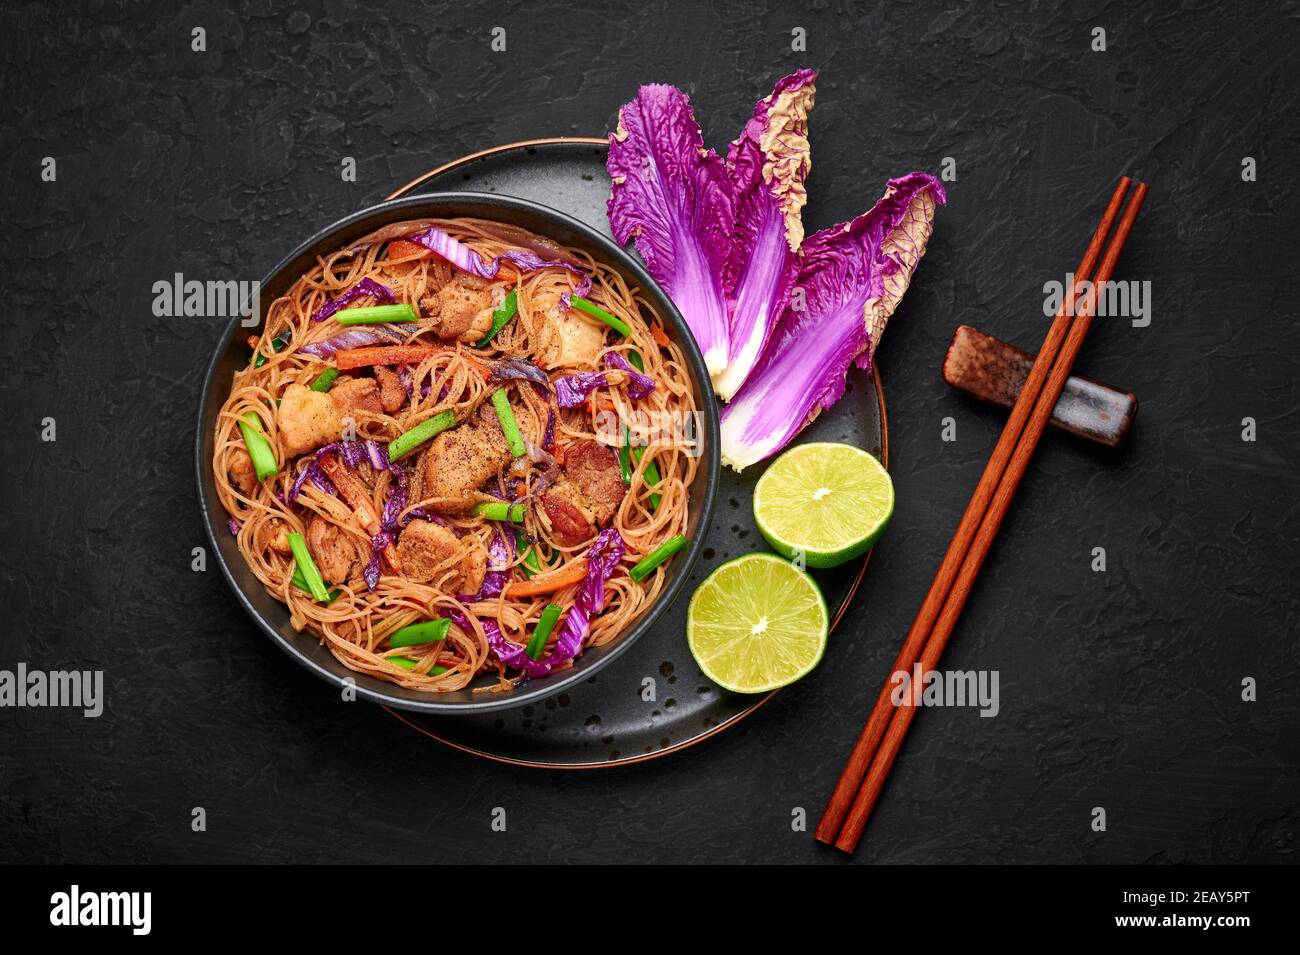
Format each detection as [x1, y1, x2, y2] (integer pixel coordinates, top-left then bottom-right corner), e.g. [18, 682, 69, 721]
[540, 439, 626, 546]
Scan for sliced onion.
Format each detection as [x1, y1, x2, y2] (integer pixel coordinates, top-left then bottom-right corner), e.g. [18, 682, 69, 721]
[490, 357, 550, 392]
[347, 219, 441, 253]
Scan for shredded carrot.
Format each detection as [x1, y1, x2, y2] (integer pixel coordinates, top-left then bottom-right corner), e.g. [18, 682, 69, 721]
[318, 456, 379, 530]
[504, 560, 587, 597]
[335, 344, 492, 380]
[319, 455, 404, 573]
[464, 358, 492, 381]
[336, 345, 441, 371]
[650, 323, 671, 348]
[386, 238, 432, 261]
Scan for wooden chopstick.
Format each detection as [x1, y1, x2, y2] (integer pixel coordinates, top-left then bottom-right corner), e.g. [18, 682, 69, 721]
[813, 177, 1134, 846]
[829, 181, 1149, 854]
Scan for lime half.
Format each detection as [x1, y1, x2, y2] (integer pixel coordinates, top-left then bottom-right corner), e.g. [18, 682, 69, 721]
[687, 553, 829, 694]
[753, 442, 893, 569]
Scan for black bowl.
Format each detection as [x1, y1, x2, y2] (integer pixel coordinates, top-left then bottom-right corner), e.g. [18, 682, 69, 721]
[195, 193, 720, 714]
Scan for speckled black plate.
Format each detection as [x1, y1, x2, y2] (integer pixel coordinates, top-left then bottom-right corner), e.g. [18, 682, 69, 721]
[384, 139, 886, 768]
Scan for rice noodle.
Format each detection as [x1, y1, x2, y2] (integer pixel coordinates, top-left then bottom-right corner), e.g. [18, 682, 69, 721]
[214, 217, 699, 692]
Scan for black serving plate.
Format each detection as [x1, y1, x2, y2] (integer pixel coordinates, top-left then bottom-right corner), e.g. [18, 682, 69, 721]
[384, 139, 887, 766]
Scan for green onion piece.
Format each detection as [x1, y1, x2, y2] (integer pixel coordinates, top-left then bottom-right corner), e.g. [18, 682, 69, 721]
[474, 500, 525, 523]
[620, 426, 632, 485]
[516, 529, 544, 577]
[289, 568, 341, 603]
[334, 304, 418, 325]
[491, 388, 527, 458]
[252, 333, 289, 368]
[389, 409, 457, 460]
[627, 349, 645, 373]
[630, 534, 688, 583]
[287, 532, 330, 602]
[475, 289, 519, 347]
[238, 412, 279, 480]
[389, 619, 451, 648]
[571, 295, 632, 336]
[525, 604, 564, 660]
[633, 445, 662, 510]
[388, 655, 449, 675]
[621, 416, 661, 508]
[309, 368, 339, 392]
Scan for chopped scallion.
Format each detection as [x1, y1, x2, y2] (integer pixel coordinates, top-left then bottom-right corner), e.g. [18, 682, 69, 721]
[525, 604, 564, 660]
[238, 412, 279, 480]
[334, 304, 417, 325]
[571, 295, 632, 336]
[289, 568, 341, 603]
[389, 619, 451, 648]
[630, 534, 688, 582]
[516, 529, 544, 577]
[309, 368, 339, 392]
[388, 410, 457, 460]
[633, 445, 662, 510]
[491, 388, 527, 457]
[252, 333, 289, 368]
[388, 655, 449, 675]
[287, 532, 330, 602]
[474, 501, 525, 523]
[475, 289, 519, 347]
[620, 426, 632, 485]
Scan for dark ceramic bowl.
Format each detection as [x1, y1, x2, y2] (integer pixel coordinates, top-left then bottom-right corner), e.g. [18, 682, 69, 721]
[195, 193, 720, 714]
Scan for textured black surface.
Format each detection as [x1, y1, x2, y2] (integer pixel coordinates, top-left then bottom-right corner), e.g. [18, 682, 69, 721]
[2, 1, 1298, 864]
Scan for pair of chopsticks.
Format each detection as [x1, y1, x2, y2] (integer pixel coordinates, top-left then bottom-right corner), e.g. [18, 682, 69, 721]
[815, 176, 1149, 854]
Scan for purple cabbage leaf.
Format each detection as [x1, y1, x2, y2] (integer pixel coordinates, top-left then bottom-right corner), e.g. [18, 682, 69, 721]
[714, 68, 816, 401]
[720, 172, 946, 470]
[606, 84, 733, 378]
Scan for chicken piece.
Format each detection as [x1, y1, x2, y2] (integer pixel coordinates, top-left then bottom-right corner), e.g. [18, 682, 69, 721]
[278, 383, 343, 458]
[460, 547, 488, 595]
[396, 520, 488, 593]
[540, 440, 626, 546]
[373, 366, 406, 413]
[419, 403, 515, 512]
[539, 305, 606, 368]
[305, 513, 359, 585]
[267, 518, 294, 555]
[420, 275, 504, 343]
[228, 448, 258, 496]
[329, 376, 383, 416]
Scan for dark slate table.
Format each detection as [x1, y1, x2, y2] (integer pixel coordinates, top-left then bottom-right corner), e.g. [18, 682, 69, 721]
[2, 1, 1296, 864]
